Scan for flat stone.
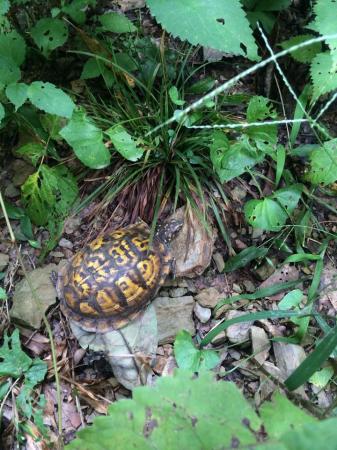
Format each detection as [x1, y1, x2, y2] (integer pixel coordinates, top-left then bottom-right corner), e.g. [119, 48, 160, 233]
[194, 303, 211, 323]
[153, 296, 195, 344]
[0, 253, 9, 271]
[242, 280, 255, 293]
[195, 287, 222, 308]
[211, 330, 227, 346]
[169, 287, 188, 298]
[213, 252, 225, 272]
[226, 310, 254, 344]
[250, 326, 270, 365]
[59, 238, 73, 249]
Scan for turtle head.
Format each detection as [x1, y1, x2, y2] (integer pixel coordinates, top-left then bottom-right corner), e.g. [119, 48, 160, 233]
[155, 219, 183, 245]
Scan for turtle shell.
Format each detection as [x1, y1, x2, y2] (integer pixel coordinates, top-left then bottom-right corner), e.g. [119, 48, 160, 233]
[57, 222, 171, 332]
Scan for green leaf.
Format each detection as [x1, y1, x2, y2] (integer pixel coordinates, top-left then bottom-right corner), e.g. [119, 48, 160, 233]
[0, 0, 10, 14]
[254, 0, 291, 11]
[30, 18, 69, 57]
[260, 392, 316, 440]
[0, 329, 32, 377]
[309, 366, 334, 388]
[174, 330, 219, 371]
[99, 11, 137, 33]
[0, 287, 7, 300]
[278, 290, 303, 309]
[105, 125, 144, 162]
[0, 102, 4, 124]
[0, 55, 21, 89]
[310, 52, 337, 102]
[169, 86, 185, 106]
[285, 323, 337, 390]
[60, 109, 111, 169]
[0, 381, 10, 400]
[5, 82, 28, 110]
[244, 198, 288, 231]
[21, 164, 78, 225]
[16, 142, 45, 167]
[62, 0, 97, 25]
[0, 30, 26, 66]
[279, 34, 321, 63]
[246, 96, 278, 150]
[305, 139, 337, 185]
[1, 201, 25, 219]
[210, 132, 264, 182]
[27, 81, 75, 118]
[272, 184, 302, 214]
[146, 0, 259, 61]
[224, 246, 268, 272]
[81, 57, 103, 79]
[281, 418, 337, 450]
[67, 369, 262, 449]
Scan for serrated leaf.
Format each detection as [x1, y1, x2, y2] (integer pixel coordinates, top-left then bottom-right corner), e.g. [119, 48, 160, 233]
[16, 142, 45, 166]
[0, 30, 26, 66]
[5, 82, 28, 110]
[99, 11, 137, 33]
[224, 246, 268, 272]
[27, 81, 75, 118]
[60, 109, 111, 168]
[0, 102, 4, 124]
[105, 125, 143, 161]
[0, 55, 21, 89]
[308, 0, 337, 65]
[305, 139, 337, 185]
[146, 0, 259, 61]
[310, 52, 337, 102]
[279, 34, 321, 63]
[30, 18, 69, 57]
[67, 369, 261, 450]
[244, 198, 288, 231]
[174, 330, 219, 371]
[246, 96, 278, 150]
[21, 164, 78, 225]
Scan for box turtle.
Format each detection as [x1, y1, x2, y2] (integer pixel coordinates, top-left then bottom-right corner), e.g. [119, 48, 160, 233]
[57, 220, 183, 333]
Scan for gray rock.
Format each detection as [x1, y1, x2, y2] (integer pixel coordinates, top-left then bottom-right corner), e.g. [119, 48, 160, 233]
[0, 253, 9, 271]
[226, 310, 254, 344]
[250, 326, 270, 365]
[12, 159, 35, 186]
[213, 252, 225, 272]
[59, 238, 73, 249]
[169, 287, 188, 298]
[4, 182, 20, 198]
[242, 280, 255, 293]
[194, 302, 211, 323]
[195, 287, 221, 308]
[153, 296, 195, 344]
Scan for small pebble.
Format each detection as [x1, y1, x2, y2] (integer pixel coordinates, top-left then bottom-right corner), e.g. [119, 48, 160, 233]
[59, 238, 73, 249]
[243, 280, 255, 293]
[213, 252, 225, 272]
[194, 303, 211, 323]
[232, 283, 242, 293]
[169, 287, 188, 298]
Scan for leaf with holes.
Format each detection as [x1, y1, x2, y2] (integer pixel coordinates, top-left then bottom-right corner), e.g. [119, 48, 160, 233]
[272, 184, 303, 214]
[0, 30, 26, 66]
[310, 52, 337, 102]
[5, 82, 28, 110]
[279, 34, 321, 64]
[16, 142, 45, 167]
[174, 331, 219, 371]
[305, 139, 337, 185]
[0, 56, 21, 89]
[99, 12, 137, 33]
[244, 198, 288, 231]
[146, 0, 259, 61]
[27, 82, 75, 118]
[60, 109, 111, 169]
[31, 18, 69, 57]
[105, 125, 143, 162]
[246, 96, 278, 152]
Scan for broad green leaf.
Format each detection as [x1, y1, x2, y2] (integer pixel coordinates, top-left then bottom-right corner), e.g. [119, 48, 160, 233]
[210, 132, 264, 182]
[113, 52, 137, 72]
[40, 114, 66, 140]
[309, 366, 334, 388]
[16, 142, 46, 167]
[21, 164, 78, 225]
[279, 34, 321, 63]
[99, 11, 137, 33]
[174, 330, 219, 371]
[0, 0, 10, 14]
[281, 418, 337, 450]
[246, 96, 278, 150]
[67, 369, 262, 449]
[278, 290, 303, 309]
[260, 392, 316, 440]
[80, 58, 115, 87]
[105, 125, 143, 162]
[0, 287, 7, 300]
[272, 184, 302, 214]
[254, 0, 291, 10]
[5, 82, 28, 110]
[1, 201, 25, 219]
[62, 0, 97, 25]
[308, 0, 337, 65]
[244, 198, 288, 231]
[224, 246, 268, 272]
[169, 86, 185, 106]
[0, 30, 26, 65]
[146, 0, 259, 61]
[284, 253, 321, 264]
[0, 330, 32, 377]
[60, 109, 111, 169]
[305, 139, 337, 185]
[0, 381, 10, 400]
[187, 77, 216, 94]
[310, 52, 337, 102]
[0, 55, 21, 89]
[285, 323, 337, 390]
[30, 18, 69, 57]
[0, 102, 4, 124]
[27, 82, 75, 118]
